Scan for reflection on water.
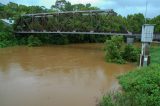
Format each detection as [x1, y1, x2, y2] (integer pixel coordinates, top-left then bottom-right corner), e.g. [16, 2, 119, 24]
[0, 44, 136, 106]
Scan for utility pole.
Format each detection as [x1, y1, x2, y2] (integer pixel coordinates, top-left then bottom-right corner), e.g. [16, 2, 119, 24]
[145, 0, 148, 23]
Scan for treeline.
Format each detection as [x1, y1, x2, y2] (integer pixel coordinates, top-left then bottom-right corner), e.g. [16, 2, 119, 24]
[0, 1, 160, 47]
[0, 2, 48, 19]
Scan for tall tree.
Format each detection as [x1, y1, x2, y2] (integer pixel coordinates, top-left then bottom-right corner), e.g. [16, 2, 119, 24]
[127, 13, 145, 33]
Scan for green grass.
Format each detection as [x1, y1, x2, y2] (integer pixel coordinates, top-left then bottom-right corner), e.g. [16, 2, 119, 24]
[150, 46, 160, 64]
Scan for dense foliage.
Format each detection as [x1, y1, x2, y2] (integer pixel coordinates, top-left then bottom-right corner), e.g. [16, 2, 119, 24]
[104, 36, 125, 64]
[0, 2, 48, 19]
[104, 36, 139, 63]
[127, 14, 145, 33]
[122, 45, 139, 62]
[148, 16, 160, 33]
[0, 21, 17, 48]
[27, 35, 42, 47]
[99, 64, 160, 106]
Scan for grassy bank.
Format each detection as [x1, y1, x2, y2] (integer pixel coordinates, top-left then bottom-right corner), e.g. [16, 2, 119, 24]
[151, 45, 160, 64]
[99, 64, 160, 106]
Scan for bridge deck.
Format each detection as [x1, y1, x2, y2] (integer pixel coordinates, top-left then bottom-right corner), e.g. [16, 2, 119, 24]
[15, 31, 160, 40]
[15, 31, 134, 36]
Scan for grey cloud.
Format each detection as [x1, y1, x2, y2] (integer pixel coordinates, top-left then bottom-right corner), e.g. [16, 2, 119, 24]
[95, 0, 160, 18]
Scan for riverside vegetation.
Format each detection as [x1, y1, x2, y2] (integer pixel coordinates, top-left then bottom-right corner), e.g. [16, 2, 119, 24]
[99, 64, 160, 106]
[104, 36, 139, 64]
[100, 38, 160, 106]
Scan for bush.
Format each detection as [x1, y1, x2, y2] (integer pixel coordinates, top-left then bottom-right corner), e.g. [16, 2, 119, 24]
[27, 35, 42, 47]
[54, 35, 69, 45]
[99, 92, 137, 106]
[99, 64, 160, 106]
[105, 36, 125, 64]
[122, 45, 139, 62]
[0, 32, 17, 48]
[104, 36, 139, 64]
[18, 37, 28, 45]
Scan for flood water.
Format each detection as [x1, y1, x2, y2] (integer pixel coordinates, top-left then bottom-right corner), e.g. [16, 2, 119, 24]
[0, 43, 136, 106]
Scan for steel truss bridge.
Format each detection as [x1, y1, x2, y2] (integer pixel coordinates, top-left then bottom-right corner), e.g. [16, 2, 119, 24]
[14, 9, 133, 36]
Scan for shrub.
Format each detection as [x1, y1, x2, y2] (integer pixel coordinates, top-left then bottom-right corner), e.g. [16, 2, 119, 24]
[99, 92, 137, 106]
[18, 37, 28, 45]
[49, 35, 69, 45]
[27, 35, 42, 47]
[55, 35, 69, 45]
[99, 64, 160, 106]
[122, 45, 139, 62]
[104, 36, 139, 64]
[99, 94, 114, 106]
[0, 32, 17, 48]
[104, 36, 125, 64]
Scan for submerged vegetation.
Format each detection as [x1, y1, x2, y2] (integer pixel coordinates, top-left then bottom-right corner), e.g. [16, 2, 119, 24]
[99, 64, 160, 106]
[27, 35, 42, 47]
[104, 36, 139, 64]
[122, 45, 139, 62]
[104, 36, 125, 64]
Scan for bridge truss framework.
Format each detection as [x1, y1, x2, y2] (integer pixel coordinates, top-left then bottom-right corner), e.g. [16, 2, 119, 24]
[15, 9, 133, 36]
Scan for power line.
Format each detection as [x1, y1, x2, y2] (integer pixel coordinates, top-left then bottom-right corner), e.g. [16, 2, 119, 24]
[145, 0, 148, 24]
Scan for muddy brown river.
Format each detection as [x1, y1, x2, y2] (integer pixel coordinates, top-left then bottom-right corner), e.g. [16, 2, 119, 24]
[0, 43, 136, 106]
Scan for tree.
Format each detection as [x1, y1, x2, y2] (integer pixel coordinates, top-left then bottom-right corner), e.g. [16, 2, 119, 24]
[51, 0, 99, 11]
[51, 0, 67, 11]
[127, 13, 145, 33]
[149, 15, 160, 33]
[4, 2, 19, 18]
[0, 5, 5, 18]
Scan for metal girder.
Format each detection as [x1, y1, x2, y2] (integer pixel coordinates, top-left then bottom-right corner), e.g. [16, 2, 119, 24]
[22, 9, 113, 17]
[14, 9, 129, 35]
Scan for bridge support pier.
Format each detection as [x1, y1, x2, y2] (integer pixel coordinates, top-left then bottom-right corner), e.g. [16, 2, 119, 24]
[126, 37, 134, 44]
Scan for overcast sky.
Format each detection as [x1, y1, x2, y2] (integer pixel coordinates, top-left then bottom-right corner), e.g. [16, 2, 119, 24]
[1, 0, 159, 18]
